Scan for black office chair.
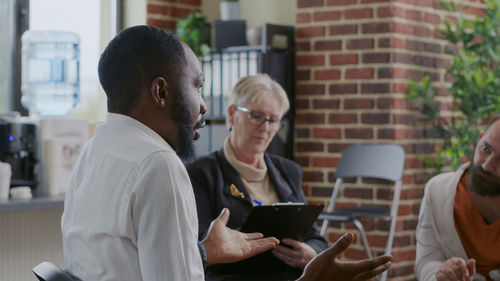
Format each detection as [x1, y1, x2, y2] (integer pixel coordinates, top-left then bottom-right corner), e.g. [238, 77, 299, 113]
[33, 261, 74, 281]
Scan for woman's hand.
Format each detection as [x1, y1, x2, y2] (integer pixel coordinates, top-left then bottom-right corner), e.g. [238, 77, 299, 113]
[272, 238, 318, 269]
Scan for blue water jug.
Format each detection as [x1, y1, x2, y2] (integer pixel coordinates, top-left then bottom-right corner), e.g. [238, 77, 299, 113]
[21, 31, 80, 116]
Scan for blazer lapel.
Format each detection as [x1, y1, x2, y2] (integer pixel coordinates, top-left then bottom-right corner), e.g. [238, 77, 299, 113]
[215, 149, 253, 205]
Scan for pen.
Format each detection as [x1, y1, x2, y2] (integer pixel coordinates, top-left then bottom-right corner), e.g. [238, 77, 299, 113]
[252, 200, 263, 206]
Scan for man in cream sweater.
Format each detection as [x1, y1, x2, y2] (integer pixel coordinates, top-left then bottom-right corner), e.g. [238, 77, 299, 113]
[416, 117, 500, 281]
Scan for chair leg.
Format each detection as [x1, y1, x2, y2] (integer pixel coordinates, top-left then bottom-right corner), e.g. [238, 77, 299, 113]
[351, 219, 372, 259]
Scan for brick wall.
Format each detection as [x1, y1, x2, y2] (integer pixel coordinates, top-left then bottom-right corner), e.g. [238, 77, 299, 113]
[295, 0, 485, 280]
[147, 0, 202, 32]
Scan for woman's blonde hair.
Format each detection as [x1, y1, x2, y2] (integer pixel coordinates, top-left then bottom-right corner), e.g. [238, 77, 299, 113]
[227, 74, 289, 128]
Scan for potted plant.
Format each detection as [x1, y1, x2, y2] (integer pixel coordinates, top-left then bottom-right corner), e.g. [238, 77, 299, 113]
[407, 0, 500, 173]
[176, 12, 211, 56]
[220, 0, 240, 20]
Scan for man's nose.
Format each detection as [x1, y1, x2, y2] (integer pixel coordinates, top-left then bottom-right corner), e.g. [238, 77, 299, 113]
[200, 97, 207, 115]
[482, 155, 499, 175]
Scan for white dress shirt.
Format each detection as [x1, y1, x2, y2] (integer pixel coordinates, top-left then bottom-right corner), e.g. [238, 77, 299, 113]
[62, 113, 204, 281]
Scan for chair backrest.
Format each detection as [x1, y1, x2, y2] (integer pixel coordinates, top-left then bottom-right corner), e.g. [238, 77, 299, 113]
[33, 262, 74, 281]
[335, 144, 405, 182]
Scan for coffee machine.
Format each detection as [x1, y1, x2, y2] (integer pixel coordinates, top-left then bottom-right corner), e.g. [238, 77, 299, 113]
[0, 118, 38, 191]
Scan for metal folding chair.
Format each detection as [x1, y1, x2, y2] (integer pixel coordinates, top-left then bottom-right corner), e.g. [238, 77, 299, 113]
[319, 144, 405, 281]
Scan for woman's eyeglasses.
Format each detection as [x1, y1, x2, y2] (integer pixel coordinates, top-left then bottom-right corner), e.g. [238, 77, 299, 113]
[235, 106, 283, 131]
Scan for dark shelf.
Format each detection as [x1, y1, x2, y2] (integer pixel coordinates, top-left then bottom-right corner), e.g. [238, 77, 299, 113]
[0, 195, 64, 213]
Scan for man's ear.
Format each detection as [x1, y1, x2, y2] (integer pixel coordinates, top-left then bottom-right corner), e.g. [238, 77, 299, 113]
[150, 77, 168, 108]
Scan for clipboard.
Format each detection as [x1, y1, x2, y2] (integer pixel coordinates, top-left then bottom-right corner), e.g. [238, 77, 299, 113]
[240, 204, 324, 241]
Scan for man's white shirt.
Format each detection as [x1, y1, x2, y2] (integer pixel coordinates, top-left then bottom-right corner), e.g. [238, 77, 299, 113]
[61, 113, 204, 281]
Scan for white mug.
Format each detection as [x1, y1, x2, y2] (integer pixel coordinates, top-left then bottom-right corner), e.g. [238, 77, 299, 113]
[0, 162, 12, 199]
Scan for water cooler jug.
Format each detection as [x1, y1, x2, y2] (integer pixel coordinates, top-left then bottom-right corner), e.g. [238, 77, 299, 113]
[21, 30, 80, 116]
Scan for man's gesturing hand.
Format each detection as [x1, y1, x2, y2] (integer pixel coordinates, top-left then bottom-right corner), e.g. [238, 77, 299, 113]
[297, 233, 392, 281]
[202, 208, 279, 266]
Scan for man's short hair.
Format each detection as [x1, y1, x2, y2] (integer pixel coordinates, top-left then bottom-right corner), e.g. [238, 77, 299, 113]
[98, 25, 186, 113]
[483, 115, 500, 134]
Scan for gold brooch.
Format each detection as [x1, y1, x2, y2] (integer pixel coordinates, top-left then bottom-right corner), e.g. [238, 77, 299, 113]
[230, 184, 245, 199]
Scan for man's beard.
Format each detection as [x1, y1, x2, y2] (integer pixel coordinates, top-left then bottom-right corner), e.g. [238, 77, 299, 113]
[467, 162, 500, 198]
[171, 93, 196, 164]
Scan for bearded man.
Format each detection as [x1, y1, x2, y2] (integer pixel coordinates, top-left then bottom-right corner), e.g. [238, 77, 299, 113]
[416, 117, 500, 281]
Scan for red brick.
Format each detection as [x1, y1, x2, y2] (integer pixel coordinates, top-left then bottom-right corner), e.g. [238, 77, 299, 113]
[425, 12, 441, 24]
[345, 128, 374, 139]
[297, 142, 325, 152]
[330, 83, 357, 94]
[313, 99, 340, 109]
[346, 38, 374, 49]
[378, 38, 391, 48]
[148, 4, 170, 15]
[315, 40, 342, 51]
[297, 55, 325, 66]
[394, 114, 415, 125]
[296, 84, 325, 95]
[297, 113, 325, 124]
[330, 54, 358, 65]
[377, 7, 391, 17]
[393, 83, 408, 93]
[179, 0, 201, 5]
[313, 128, 341, 139]
[312, 157, 339, 167]
[345, 8, 373, 19]
[361, 82, 390, 94]
[329, 113, 357, 124]
[298, 0, 324, 8]
[297, 12, 311, 23]
[464, 5, 486, 17]
[297, 70, 311, 81]
[327, 0, 356, 5]
[345, 68, 374, 79]
[377, 97, 392, 109]
[415, 25, 432, 37]
[330, 24, 357, 35]
[362, 0, 390, 2]
[362, 22, 391, 33]
[361, 113, 390, 124]
[392, 249, 416, 262]
[344, 98, 373, 109]
[315, 69, 341, 80]
[303, 171, 324, 182]
[295, 156, 309, 167]
[147, 18, 177, 30]
[345, 187, 373, 199]
[297, 26, 326, 38]
[171, 7, 192, 18]
[313, 11, 341, 21]
[296, 128, 310, 138]
[296, 42, 311, 51]
[362, 52, 390, 63]
[327, 143, 351, 153]
[295, 99, 309, 110]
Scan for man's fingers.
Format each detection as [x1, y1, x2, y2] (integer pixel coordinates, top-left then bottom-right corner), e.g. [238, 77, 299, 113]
[353, 261, 391, 281]
[242, 232, 264, 240]
[326, 232, 354, 259]
[246, 237, 279, 256]
[345, 254, 393, 273]
[215, 208, 230, 225]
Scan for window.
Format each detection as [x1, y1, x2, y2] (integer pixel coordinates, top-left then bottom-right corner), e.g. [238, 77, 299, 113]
[1, 0, 120, 120]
